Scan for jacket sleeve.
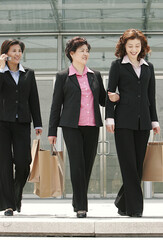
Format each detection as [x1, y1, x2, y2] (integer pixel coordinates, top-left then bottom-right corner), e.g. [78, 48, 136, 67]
[105, 60, 120, 119]
[48, 73, 64, 137]
[148, 63, 158, 122]
[96, 71, 106, 107]
[29, 70, 42, 128]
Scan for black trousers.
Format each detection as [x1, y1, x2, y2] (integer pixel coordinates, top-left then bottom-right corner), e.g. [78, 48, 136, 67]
[62, 126, 99, 212]
[114, 128, 150, 215]
[0, 120, 31, 211]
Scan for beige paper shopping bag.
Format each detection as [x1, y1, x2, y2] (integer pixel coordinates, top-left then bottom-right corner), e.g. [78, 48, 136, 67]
[142, 141, 163, 182]
[28, 139, 40, 183]
[34, 149, 64, 198]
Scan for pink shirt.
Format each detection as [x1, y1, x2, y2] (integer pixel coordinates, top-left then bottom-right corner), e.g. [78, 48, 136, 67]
[69, 64, 96, 126]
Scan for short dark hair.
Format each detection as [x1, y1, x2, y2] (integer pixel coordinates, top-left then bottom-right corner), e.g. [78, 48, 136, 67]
[1, 39, 25, 54]
[115, 29, 150, 61]
[65, 36, 91, 62]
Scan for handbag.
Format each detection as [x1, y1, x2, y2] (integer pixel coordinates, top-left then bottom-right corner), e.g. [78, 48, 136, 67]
[142, 138, 163, 182]
[29, 139, 64, 197]
[28, 138, 40, 182]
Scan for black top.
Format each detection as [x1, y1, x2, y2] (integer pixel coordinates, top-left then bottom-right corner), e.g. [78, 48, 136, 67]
[0, 68, 42, 128]
[48, 69, 106, 136]
[105, 59, 158, 130]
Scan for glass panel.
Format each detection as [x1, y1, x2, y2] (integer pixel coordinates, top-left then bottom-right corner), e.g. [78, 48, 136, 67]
[147, 35, 163, 71]
[0, 0, 58, 32]
[106, 155, 122, 195]
[1, 0, 163, 33]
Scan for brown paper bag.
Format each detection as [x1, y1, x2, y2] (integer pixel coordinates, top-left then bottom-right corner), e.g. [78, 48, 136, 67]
[34, 149, 64, 198]
[28, 139, 40, 183]
[142, 141, 163, 182]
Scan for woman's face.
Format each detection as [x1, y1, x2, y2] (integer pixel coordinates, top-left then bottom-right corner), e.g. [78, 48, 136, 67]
[7, 44, 22, 65]
[70, 44, 89, 66]
[125, 38, 141, 61]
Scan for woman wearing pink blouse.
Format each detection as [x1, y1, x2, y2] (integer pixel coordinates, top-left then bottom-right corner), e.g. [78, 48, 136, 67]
[48, 37, 106, 218]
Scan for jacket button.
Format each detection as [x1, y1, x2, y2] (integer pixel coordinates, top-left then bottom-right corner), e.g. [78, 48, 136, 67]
[138, 95, 141, 98]
[16, 100, 18, 103]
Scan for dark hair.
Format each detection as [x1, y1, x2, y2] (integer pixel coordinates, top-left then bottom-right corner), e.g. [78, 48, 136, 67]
[115, 29, 150, 61]
[65, 36, 91, 62]
[1, 39, 25, 55]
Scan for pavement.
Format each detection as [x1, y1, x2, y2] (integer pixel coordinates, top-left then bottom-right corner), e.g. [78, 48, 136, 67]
[0, 198, 163, 238]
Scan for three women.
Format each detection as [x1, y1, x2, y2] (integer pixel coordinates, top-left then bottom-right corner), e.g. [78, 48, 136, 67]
[0, 30, 160, 218]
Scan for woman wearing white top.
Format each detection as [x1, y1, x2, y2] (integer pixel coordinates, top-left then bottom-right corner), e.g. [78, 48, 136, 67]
[0, 39, 42, 216]
[105, 29, 160, 217]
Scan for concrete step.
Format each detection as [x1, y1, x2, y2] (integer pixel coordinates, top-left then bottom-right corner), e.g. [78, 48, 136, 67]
[0, 199, 163, 237]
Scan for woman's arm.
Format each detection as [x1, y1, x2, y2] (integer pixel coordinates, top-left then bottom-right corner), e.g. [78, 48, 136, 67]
[48, 73, 64, 137]
[105, 60, 120, 119]
[148, 63, 160, 134]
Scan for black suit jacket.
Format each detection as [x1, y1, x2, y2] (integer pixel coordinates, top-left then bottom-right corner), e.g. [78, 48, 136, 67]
[105, 59, 158, 130]
[48, 69, 106, 136]
[0, 68, 42, 128]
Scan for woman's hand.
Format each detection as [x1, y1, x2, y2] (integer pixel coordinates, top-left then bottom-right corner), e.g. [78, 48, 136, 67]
[153, 126, 160, 135]
[35, 129, 42, 136]
[106, 124, 115, 133]
[0, 54, 7, 69]
[48, 136, 57, 145]
[108, 92, 120, 102]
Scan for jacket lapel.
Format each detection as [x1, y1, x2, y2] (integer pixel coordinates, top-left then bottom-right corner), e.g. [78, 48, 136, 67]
[87, 72, 94, 90]
[18, 71, 26, 85]
[123, 63, 138, 79]
[69, 71, 95, 91]
[5, 71, 16, 85]
[69, 74, 80, 89]
[4, 70, 26, 86]
[139, 64, 147, 80]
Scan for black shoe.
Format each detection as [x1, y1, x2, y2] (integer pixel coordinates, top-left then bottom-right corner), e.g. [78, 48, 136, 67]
[118, 209, 127, 216]
[129, 213, 142, 217]
[4, 209, 13, 216]
[77, 211, 87, 218]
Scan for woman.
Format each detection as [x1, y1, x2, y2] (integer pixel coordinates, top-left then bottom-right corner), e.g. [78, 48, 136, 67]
[105, 29, 160, 217]
[0, 39, 42, 216]
[48, 36, 106, 218]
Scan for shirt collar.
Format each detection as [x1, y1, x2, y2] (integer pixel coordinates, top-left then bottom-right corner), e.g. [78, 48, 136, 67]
[3, 63, 25, 73]
[69, 64, 94, 76]
[122, 55, 149, 66]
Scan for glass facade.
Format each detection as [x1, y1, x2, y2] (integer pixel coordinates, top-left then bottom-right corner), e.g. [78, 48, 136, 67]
[0, 0, 163, 198]
[1, 0, 163, 32]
